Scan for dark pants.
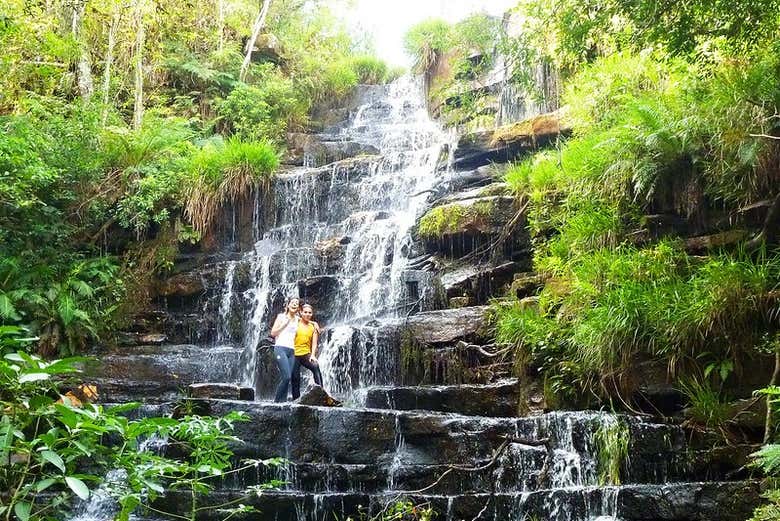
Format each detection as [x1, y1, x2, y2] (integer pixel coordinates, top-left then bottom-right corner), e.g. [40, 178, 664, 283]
[291, 355, 323, 400]
[273, 346, 295, 402]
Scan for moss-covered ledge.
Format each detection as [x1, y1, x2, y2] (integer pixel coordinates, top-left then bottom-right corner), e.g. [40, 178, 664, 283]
[417, 195, 516, 239]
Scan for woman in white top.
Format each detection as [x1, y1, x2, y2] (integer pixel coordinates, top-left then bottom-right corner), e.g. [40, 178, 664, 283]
[270, 297, 300, 402]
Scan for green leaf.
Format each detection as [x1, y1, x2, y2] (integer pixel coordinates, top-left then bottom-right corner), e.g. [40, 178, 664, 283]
[13, 502, 30, 521]
[40, 450, 66, 472]
[35, 477, 57, 492]
[72, 440, 92, 456]
[141, 478, 164, 493]
[65, 476, 90, 500]
[0, 294, 19, 321]
[19, 373, 50, 383]
[106, 402, 141, 414]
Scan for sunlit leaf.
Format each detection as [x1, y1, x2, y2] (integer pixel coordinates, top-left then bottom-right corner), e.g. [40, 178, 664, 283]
[65, 476, 90, 500]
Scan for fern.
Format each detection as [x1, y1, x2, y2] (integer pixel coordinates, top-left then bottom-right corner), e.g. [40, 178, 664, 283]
[753, 444, 780, 476]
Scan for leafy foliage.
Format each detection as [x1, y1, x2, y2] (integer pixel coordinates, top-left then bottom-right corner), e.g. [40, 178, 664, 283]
[496, 242, 780, 403]
[0, 329, 280, 521]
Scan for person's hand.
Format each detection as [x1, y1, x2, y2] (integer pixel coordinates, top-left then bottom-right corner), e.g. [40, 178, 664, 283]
[310, 355, 318, 364]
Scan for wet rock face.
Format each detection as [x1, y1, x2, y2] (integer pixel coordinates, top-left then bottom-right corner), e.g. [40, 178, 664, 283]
[363, 379, 520, 417]
[405, 306, 491, 345]
[188, 383, 254, 401]
[440, 260, 521, 305]
[145, 400, 757, 521]
[284, 133, 381, 167]
[86, 344, 245, 403]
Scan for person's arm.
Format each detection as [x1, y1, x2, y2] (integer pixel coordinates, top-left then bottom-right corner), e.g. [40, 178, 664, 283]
[270, 314, 290, 338]
[312, 320, 322, 335]
[310, 329, 319, 361]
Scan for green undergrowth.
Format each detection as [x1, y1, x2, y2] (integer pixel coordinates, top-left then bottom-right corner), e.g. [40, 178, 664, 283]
[494, 47, 780, 405]
[496, 241, 780, 404]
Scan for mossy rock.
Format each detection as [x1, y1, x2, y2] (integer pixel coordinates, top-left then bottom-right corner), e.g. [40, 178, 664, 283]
[490, 110, 570, 147]
[417, 195, 515, 239]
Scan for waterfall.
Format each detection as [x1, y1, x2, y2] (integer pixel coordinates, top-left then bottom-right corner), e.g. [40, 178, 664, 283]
[217, 76, 447, 397]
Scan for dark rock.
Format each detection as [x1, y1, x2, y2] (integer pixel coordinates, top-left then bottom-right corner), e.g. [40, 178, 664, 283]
[363, 379, 520, 417]
[155, 272, 204, 298]
[615, 481, 761, 521]
[295, 385, 341, 407]
[440, 260, 519, 304]
[188, 383, 253, 401]
[297, 275, 341, 321]
[87, 345, 245, 403]
[511, 271, 545, 299]
[405, 306, 491, 344]
[685, 229, 749, 252]
[452, 112, 569, 169]
[250, 33, 283, 64]
[641, 213, 689, 237]
[283, 132, 381, 167]
[138, 333, 167, 345]
[449, 296, 470, 308]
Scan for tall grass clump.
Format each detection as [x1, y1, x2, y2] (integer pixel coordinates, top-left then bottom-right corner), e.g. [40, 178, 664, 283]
[495, 242, 780, 403]
[595, 419, 630, 485]
[349, 55, 390, 84]
[185, 138, 278, 233]
[403, 19, 453, 73]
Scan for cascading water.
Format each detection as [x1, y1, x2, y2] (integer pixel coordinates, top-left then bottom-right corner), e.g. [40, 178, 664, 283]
[215, 76, 447, 398]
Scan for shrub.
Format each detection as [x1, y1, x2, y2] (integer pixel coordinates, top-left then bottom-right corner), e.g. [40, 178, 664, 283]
[217, 67, 307, 142]
[495, 243, 780, 401]
[349, 55, 389, 84]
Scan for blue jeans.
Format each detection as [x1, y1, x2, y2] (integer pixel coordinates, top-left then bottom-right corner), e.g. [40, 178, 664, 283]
[273, 346, 295, 402]
[291, 355, 323, 400]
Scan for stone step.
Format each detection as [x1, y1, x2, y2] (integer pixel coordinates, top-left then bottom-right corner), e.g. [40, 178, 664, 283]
[191, 401, 694, 484]
[85, 345, 247, 402]
[152, 481, 760, 521]
[361, 379, 527, 417]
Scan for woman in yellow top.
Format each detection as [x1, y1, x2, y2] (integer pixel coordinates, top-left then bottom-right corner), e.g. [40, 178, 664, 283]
[291, 303, 324, 399]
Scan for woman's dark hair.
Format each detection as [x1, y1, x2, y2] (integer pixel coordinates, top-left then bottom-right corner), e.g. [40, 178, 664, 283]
[301, 303, 313, 311]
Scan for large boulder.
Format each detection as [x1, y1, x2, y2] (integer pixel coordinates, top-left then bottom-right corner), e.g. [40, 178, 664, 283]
[405, 306, 491, 345]
[417, 195, 517, 239]
[452, 112, 569, 169]
[440, 260, 521, 304]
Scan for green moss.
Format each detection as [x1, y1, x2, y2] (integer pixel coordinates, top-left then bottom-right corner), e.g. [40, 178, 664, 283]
[417, 200, 497, 239]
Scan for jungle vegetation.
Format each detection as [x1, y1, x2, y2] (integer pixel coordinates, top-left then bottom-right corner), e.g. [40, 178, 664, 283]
[0, 0, 394, 357]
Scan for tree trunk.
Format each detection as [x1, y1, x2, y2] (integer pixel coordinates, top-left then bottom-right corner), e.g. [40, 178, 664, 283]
[71, 0, 94, 101]
[101, 4, 121, 126]
[216, 0, 225, 53]
[132, 0, 147, 130]
[238, 0, 272, 83]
